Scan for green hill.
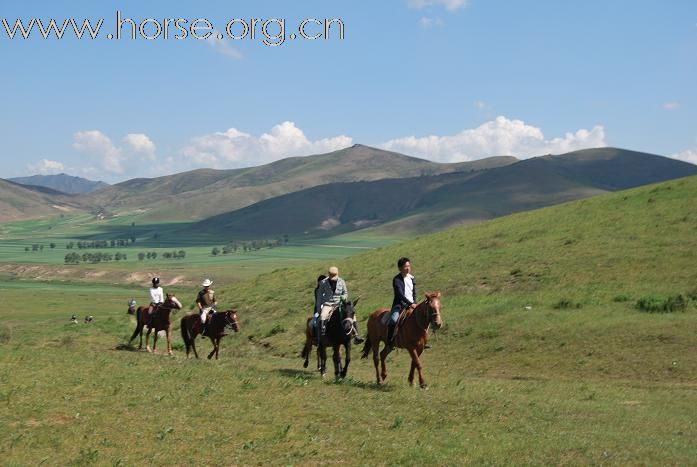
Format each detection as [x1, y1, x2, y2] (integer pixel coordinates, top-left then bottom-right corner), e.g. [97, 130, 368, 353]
[187, 147, 697, 238]
[217, 173, 697, 384]
[82, 145, 516, 221]
[0, 179, 85, 222]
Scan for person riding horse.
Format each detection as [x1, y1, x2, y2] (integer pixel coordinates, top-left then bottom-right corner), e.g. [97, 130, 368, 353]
[147, 276, 164, 324]
[317, 266, 364, 344]
[197, 278, 217, 337]
[387, 257, 417, 349]
[310, 274, 328, 337]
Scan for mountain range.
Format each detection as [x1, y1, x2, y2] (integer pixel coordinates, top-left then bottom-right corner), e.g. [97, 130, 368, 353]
[8, 173, 108, 195]
[1, 145, 696, 238]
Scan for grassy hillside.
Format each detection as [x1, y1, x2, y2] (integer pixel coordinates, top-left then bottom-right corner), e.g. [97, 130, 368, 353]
[0, 179, 85, 222]
[187, 147, 696, 238]
[83, 145, 516, 221]
[2, 176, 697, 464]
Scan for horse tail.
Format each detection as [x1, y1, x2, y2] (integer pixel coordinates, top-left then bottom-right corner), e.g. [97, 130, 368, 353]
[360, 335, 371, 359]
[180, 316, 190, 351]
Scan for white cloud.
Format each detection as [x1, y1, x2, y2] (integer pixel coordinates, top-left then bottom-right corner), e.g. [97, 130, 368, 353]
[408, 0, 468, 11]
[206, 30, 244, 59]
[28, 158, 65, 175]
[380, 116, 607, 162]
[180, 121, 352, 168]
[672, 149, 697, 165]
[662, 101, 680, 111]
[124, 133, 156, 160]
[419, 17, 444, 29]
[73, 130, 124, 174]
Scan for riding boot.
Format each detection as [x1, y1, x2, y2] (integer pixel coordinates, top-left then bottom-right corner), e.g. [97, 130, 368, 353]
[386, 324, 395, 350]
[319, 320, 327, 337]
[352, 320, 365, 344]
[201, 322, 207, 338]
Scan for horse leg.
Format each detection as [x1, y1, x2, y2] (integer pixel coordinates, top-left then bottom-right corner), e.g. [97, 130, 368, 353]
[318, 342, 327, 377]
[332, 344, 342, 382]
[409, 360, 417, 386]
[152, 329, 159, 353]
[379, 345, 391, 383]
[341, 343, 351, 379]
[215, 337, 220, 360]
[191, 333, 199, 359]
[408, 347, 427, 388]
[372, 341, 381, 384]
[302, 334, 312, 369]
[207, 337, 216, 360]
[167, 327, 173, 355]
[145, 328, 152, 352]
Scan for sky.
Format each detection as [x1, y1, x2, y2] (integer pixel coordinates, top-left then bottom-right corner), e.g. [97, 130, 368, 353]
[0, 0, 696, 182]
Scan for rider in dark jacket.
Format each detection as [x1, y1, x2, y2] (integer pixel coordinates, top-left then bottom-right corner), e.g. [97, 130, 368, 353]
[388, 257, 416, 347]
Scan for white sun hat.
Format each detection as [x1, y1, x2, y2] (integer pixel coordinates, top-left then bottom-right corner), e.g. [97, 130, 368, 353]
[202, 279, 213, 287]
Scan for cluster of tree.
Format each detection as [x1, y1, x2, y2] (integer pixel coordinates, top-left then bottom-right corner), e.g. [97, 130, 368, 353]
[64, 252, 128, 264]
[24, 243, 56, 252]
[137, 250, 186, 261]
[65, 238, 135, 249]
[211, 238, 287, 256]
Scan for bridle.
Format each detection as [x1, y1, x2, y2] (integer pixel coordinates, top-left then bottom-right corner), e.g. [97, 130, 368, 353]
[414, 297, 440, 332]
[224, 311, 239, 330]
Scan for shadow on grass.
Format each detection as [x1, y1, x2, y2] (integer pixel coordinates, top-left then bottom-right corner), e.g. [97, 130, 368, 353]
[276, 368, 313, 378]
[114, 343, 138, 352]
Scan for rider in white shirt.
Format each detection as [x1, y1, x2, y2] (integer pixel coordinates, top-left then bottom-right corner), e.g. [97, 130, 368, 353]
[148, 277, 164, 315]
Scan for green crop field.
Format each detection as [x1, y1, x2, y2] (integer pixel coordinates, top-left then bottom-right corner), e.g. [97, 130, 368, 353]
[2, 176, 697, 464]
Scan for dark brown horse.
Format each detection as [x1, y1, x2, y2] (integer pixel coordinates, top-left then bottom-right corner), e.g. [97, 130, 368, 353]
[301, 299, 359, 380]
[361, 292, 442, 388]
[128, 293, 183, 355]
[180, 310, 240, 360]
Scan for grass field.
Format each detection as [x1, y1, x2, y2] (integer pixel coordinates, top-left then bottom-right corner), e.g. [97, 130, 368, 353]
[2, 176, 697, 464]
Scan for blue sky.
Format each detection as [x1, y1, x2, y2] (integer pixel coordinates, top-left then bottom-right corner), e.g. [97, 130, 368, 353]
[1, 0, 696, 182]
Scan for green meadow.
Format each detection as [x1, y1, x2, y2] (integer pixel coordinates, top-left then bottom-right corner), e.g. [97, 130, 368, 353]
[1, 176, 697, 464]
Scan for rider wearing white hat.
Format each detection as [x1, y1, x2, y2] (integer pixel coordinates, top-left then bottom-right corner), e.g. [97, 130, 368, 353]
[196, 279, 216, 336]
[316, 266, 364, 344]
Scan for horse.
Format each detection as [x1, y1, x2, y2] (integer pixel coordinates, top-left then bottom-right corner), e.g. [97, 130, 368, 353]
[127, 293, 183, 355]
[301, 299, 359, 380]
[180, 309, 240, 360]
[361, 292, 442, 388]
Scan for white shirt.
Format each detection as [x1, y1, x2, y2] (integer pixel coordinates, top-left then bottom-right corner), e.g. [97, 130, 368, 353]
[149, 286, 164, 304]
[404, 274, 414, 304]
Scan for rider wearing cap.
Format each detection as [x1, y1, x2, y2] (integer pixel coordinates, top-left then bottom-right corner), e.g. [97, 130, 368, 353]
[316, 266, 364, 344]
[148, 277, 164, 317]
[197, 279, 217, 336]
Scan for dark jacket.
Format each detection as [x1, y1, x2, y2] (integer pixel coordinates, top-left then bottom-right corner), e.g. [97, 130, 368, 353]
[392, 273, 416, 308]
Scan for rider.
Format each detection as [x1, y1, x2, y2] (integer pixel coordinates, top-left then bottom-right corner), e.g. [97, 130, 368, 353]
[387, 257, 417, 349]
[148, 277, 164, 322]
[197, 279, 217, 336]
[317, 266, 365, 344]
[311, 274, 327, 338]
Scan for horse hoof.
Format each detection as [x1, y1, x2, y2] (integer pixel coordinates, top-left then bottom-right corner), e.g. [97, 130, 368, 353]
[146, 347, 152, 353]
[303, 361, 309, 369]
[420, 384, 429, 390]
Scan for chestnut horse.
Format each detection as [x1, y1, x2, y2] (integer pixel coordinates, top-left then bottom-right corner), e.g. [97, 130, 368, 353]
[361, 291, 442, 388]
[301, 299, 359, 380]
[128, 293, 183, 354]
[180, 310, 240, 360]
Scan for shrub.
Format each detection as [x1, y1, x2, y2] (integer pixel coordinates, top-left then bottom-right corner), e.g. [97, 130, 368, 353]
[636, 295, 687, 313]
[553, 299, 582, 310]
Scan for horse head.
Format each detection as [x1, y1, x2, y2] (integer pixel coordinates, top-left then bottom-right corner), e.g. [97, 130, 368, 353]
[225, 310, 240, 332]
[165, 293, 183, 311]
[424, 291, 443, 330]
[342, 300, 358, 335]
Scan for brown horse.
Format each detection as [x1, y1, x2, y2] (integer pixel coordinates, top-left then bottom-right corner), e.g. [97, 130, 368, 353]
[361, 291, 442, 388]
[180, 309, 240, 360]
[128, 293, 183, 355]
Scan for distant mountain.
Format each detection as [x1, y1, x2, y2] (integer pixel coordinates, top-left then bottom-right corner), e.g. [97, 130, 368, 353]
[9, 173, 109, 194]
[186, 148, 697, 238]
[0, 179, 85, 222]
[82, 144, 517, 221]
